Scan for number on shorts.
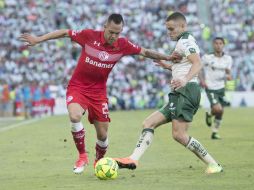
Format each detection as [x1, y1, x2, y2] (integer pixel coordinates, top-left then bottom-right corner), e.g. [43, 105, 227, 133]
[211, 93, 217, 104]
[102, 103, 109, 116]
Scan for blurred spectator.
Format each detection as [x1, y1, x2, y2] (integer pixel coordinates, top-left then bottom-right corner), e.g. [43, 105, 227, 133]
[0, 0, 254, 114]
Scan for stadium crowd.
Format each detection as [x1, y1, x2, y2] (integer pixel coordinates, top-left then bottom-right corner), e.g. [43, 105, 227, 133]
[0, 0, 254, 116]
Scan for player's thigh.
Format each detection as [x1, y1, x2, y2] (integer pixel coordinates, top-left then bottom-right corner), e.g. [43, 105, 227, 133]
[143, 110, 168, 129]
[66, 88, 88, 119]
[67, 103, 85, 121]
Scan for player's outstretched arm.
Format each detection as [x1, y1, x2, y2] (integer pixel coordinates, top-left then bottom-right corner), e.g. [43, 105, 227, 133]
[19, 29, 69, 46]
[154, 60, 173, 70]
[139, 48, 181, 61]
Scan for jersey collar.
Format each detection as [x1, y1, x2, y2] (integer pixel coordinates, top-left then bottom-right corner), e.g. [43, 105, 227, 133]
[100, 31, 118, 48]
[212, 52, 225, 57]
[177, 31, 190, 41]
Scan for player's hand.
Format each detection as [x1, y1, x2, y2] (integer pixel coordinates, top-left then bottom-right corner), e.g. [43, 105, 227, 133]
[154, 60, 172, 70]
[19, 33, 40, 46]
[171, 77, 188, 90]
[167, 51, 182, 63]
[200, 80, 208, 89]
[226, 74, 232, 80]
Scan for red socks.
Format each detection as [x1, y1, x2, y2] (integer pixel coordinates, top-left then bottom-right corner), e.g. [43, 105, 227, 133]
[72, 129, 85, 154]
[95, 143, 107, 161]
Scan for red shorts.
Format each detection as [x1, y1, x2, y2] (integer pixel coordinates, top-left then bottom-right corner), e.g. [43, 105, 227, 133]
[42, 98, 55, 107]
[66, 88, 110, 124]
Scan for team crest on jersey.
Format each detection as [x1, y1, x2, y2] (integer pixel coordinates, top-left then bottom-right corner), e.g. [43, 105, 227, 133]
[98, 51, 109, 61]
[67, 96, 73, 103]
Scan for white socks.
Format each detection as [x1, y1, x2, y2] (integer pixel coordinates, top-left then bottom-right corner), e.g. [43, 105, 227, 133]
[212, 119, 222, 133]
[186, 137, 217, 164]
[96, 138, 109, 148]
[71, 122, 84, 132]
[130, 128, 154, 161]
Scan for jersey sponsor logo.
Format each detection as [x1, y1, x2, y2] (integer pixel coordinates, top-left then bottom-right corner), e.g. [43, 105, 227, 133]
[66, 96, 73, 103]
[98, 51, 109, 61]
[85, 56, 114, 69]
[85, 44, 123, 62]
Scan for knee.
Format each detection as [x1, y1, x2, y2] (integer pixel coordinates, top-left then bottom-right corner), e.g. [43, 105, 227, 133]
[172, 131, 187, 145]
[212, 106, 223, 115]
[69, 111, 82, 123]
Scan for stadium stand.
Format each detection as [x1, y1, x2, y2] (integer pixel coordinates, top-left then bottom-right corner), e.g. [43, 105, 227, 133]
[0, 0, 254, 115]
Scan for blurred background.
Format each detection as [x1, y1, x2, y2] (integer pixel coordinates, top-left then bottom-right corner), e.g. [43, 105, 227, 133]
[0, 0, 254, 118]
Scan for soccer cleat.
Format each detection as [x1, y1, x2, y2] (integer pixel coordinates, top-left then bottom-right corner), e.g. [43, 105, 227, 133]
[113, 157, 138, 170]
[205, 163, 223, 174]
[73, 153, 89, 174]
[211, 132, 221, 140]
[205, 112, 212, 127]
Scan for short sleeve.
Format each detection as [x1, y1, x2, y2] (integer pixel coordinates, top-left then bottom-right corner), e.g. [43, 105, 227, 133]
[180, 39, 200, 57]
[68, 29, 90, 46]
[122, 39, 141, 55]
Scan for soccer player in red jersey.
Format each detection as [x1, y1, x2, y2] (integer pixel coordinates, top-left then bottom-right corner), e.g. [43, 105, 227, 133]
[20, 13, 181, 174]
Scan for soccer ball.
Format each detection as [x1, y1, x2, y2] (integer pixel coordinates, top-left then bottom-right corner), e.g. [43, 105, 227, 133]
[94, 157, 118, 180]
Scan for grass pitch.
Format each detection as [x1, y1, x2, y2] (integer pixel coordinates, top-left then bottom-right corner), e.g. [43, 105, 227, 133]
[0, 108, 254, 190]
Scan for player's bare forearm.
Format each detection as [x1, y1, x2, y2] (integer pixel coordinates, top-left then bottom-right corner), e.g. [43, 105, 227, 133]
[198, 68, 205, 82]
[225, 68, 232, 80]
[140, 48, 170, 60]
[185, 53, 202, 82]
[154, 60, 172, 70]
[198, 69, 207, 88]
[19, 29, 69, 46]
[38, 29, 69, 43]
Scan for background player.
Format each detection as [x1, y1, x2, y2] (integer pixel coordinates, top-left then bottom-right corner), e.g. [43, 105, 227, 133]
[114, 12, 223, 174]
[199, 37, 233, 139]
[19, 13, 181, 174]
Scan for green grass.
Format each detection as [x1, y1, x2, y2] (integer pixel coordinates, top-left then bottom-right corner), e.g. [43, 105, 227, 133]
[0, 108, 254, 190]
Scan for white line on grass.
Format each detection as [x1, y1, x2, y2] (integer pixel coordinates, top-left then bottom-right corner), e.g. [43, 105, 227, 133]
[0, 118, 42, 133]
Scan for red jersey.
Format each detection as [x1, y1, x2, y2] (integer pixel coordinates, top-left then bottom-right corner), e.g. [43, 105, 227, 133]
[68, 29, 141, 98]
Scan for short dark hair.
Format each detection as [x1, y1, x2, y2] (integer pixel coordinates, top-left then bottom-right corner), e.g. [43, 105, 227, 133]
[107, 13, 124, 25]
[166, 12, 186, 22]
[213, 37, 225, 44]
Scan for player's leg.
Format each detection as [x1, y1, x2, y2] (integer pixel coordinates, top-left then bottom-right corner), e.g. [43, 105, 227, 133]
[115, 111, 168, 170]
[205, 89, 216, 127]
[88, 101, 110, 167]
[67, 102, 88, 174]
[93, 120, 109, 167]
[172, 119, 223, 174]
[211, 103, 223, 139]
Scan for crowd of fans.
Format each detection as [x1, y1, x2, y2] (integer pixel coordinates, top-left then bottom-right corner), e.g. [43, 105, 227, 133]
[0, 0, 254, 116]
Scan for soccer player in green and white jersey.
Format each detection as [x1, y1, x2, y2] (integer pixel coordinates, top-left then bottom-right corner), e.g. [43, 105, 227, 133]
[114, 12, 223, 174]
[199, 37, 232, 139]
